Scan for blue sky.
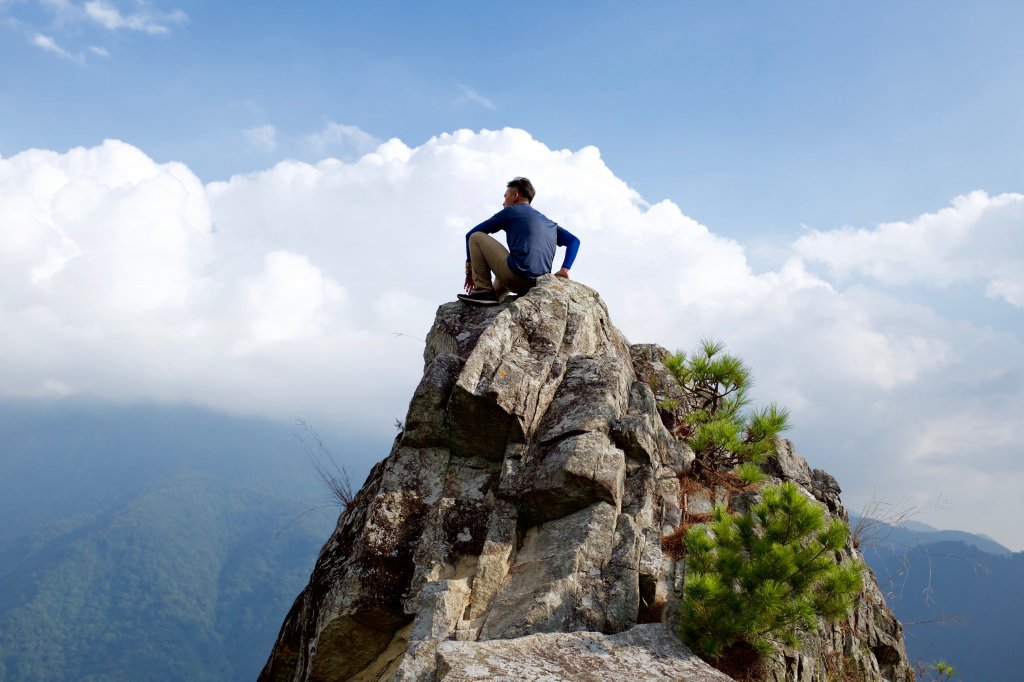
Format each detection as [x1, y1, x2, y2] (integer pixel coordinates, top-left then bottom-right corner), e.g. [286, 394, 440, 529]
[2, 1, 1023, 549]
[4, 1, 1022, 238]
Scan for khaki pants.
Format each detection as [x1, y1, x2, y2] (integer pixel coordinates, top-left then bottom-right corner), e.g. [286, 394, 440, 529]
[468, 232, 536, 298]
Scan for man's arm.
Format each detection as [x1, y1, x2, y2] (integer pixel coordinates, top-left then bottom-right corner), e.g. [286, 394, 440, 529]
[464, 210, 508, 260]
[555, 226, 580, 278]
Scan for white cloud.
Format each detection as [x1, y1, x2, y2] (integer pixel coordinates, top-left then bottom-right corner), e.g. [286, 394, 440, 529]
[0, 139, 212, 319]
[303, 122, 380, 158]
[0, 128, 983, 411]
[456, 83, 497, 110]
[794, 190, 1024, 306]
[30, 32, 80, 61]
[1, 129, 1023, 549]
[909, 411, 1018, 462]
[84, 0, 187, 34]
[15, 1, 181, 61]
[239, 251, 345, 349]
[243, 125, 277, 152]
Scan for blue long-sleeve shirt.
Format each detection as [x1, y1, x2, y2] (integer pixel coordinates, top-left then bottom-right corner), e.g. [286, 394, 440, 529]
[465, 204, 581, 279]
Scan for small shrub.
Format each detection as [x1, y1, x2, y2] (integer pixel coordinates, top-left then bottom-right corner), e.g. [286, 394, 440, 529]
[664, 339, 790, 478]
[734, 462, 766, 486]
[916, 660, 957, 681]
[680, 481, 862, 661]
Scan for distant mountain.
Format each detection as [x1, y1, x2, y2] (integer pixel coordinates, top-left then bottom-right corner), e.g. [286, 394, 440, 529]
[856, 515, 1023, 681]
[0, 400, 375, 682]
[850, 512, 1012, 557]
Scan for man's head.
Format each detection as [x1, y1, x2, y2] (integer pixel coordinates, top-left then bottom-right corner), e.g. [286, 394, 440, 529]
[503, 177, 535, 206]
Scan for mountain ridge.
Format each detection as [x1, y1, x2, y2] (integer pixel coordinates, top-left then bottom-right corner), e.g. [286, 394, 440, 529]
[850, 512, 1013, 557]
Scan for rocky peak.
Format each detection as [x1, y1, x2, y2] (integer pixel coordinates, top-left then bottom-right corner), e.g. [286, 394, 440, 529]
[260, 276, 913, 682]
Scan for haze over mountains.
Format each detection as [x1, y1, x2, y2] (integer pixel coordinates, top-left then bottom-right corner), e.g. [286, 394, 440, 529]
[0, 400, 1019, 681]
[854, 515, 1022, 681]
[0, 400, 363, 681]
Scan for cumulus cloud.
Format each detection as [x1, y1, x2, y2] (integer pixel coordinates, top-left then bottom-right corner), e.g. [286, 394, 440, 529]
[2, 129, 1023, 548]
[794, 190, 1024, 306]
[239, 251, 345, 350]
[0, 140, 211, 316]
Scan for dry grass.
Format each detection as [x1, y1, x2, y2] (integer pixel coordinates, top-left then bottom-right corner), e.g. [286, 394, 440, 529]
[661, 512, 713, 560]
[295, 418, 355, 508]
[661, 466, 765, 562]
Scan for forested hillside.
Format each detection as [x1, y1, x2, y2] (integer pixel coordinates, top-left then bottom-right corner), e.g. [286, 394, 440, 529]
[0, 401, 354, 682]
[860, 521, 1023, 681]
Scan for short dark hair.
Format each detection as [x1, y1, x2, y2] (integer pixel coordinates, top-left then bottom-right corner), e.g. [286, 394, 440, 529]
[507, 177, 535, 203]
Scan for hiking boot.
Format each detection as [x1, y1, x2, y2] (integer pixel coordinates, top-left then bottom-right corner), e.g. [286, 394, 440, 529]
[458, 290, 499, 305]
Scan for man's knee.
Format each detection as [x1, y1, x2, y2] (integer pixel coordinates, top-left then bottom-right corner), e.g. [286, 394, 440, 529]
[469, 232, 491, 249]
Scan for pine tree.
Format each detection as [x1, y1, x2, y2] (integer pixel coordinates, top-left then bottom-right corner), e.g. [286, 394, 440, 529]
[664, 339, 790, 478]
[680, 482, 862, 661]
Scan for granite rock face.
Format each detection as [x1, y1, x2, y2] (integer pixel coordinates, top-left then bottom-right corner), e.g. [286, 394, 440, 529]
[259, 276, 914, 682]
[435, 624, 732, 681]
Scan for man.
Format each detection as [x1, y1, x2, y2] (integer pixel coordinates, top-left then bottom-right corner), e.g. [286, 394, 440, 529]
[459, 177, 581, 305]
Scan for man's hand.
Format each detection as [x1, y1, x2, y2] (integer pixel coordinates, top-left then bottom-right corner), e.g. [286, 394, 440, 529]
[555, 267, 570, 279]
[464, 262, 474, 292]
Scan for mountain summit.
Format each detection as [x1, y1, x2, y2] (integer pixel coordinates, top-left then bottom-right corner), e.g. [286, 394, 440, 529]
[260, 276, 913, 681]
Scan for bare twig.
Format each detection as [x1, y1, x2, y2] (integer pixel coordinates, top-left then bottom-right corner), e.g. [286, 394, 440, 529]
[273, 503, 342, 539]
[851, 488, 987, 631]
[902, 614, 963, 627]
[851, 491, 951, 549]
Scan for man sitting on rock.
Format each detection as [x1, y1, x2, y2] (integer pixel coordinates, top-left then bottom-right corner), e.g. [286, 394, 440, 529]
[459, 177, 581, 305]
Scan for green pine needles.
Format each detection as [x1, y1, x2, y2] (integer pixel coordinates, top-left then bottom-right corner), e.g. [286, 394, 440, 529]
[664, 339, 790, 477]
[680, 482, 863, 661]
